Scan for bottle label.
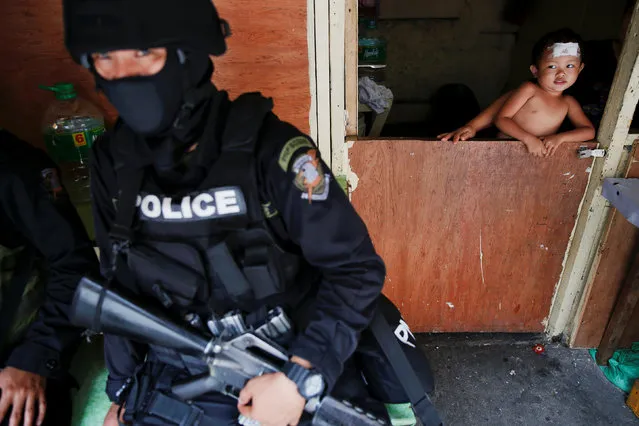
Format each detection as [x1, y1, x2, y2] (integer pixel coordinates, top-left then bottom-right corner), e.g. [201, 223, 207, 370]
[44, 126, 105, 163]
[358, 41, 386, 64]
[72, 132, 88, 147]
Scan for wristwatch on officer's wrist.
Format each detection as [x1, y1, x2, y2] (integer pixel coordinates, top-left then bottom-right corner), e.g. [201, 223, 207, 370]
[282, 361, 325, 400]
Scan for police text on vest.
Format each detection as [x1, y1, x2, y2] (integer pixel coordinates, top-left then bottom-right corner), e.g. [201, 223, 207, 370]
[135, 187, 247, 222]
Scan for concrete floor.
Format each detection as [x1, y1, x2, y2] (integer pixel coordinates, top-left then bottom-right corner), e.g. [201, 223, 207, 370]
[418, 334, 639, 426]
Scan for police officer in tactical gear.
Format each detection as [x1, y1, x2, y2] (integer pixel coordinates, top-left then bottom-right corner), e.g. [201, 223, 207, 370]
[0, 129, 99, 426]
[63, 1, 435, 425]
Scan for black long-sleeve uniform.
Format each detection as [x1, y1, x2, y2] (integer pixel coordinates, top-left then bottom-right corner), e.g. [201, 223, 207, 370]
[91, 104, 386, 401]
[0, 130, 99, 378]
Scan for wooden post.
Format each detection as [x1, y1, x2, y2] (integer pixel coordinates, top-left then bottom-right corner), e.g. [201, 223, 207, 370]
[313, 0, 332, 163]
[345, 0, 358, 137]
[330, 0, 346, 175]
[307, 0, 318, 145]
[548, 2, 639, 339]
[596, 247, 639, 364]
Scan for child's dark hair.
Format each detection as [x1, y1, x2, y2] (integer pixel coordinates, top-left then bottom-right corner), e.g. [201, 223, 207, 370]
[531, 28, 584, 66]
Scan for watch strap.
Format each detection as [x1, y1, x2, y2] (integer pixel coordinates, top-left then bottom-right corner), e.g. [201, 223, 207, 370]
[283, 361, 310, 387]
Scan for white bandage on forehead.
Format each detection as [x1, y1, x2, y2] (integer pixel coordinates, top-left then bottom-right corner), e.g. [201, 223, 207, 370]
[549, 42, 581, 58]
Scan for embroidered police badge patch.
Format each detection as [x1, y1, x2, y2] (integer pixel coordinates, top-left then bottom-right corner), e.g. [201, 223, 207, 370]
[278, 136, 314, 171]
[292, 149, 330, 203]
[40, 168, 64, 199]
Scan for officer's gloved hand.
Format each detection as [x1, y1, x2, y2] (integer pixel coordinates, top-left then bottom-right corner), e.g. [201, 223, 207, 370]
[0, 367, 46, 426]
[238, 366, 306, 426]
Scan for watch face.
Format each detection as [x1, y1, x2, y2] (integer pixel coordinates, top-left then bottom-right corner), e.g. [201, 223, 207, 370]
[303, 374, 325, 398]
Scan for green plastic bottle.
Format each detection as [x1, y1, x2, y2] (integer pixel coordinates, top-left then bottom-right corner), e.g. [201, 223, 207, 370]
[358, 19, 387, 65]
[40, 83, 104, 205]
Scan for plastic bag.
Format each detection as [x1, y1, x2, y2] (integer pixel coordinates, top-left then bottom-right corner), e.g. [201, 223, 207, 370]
[590, 342, 639, 393]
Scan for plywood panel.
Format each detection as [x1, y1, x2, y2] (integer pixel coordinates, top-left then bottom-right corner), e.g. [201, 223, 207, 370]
[214, 1, 310, 134]
[0, 0, 309, 149]
[349, 140, 595, 332]
[573, 147, 639, 348]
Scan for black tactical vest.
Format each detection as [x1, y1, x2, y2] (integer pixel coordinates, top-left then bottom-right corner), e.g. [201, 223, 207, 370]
[108, 94, 308, 329]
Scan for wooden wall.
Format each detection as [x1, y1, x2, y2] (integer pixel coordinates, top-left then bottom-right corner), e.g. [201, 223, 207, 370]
[214, 1, 309, 134]
[0, 0, 309, 149]
[350, 140, 596, 332]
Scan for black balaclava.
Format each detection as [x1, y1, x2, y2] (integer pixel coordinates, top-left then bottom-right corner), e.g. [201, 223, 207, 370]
[105, 49, 218, 173]
[94, 48, 185, 136]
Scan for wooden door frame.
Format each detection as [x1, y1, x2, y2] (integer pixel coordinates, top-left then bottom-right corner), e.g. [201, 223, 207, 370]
[307, 0, 350, 177]
[549, 3, 639, 343]
[345, 0, 358, 140]
[333, 0, 639, 338]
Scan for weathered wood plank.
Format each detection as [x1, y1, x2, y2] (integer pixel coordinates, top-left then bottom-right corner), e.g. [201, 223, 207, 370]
[572, 144, 639, 348]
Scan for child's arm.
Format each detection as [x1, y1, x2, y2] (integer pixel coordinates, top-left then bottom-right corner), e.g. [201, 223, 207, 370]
[494, 82, 547, 157]
[543, 96, 596, 156]
[438, 91, 513, 143]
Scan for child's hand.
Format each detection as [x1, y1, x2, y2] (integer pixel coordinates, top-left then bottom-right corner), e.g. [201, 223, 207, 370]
[438, 126, 476, 143]
[523, 137, 547, 157]
[541, 134, 564, 157]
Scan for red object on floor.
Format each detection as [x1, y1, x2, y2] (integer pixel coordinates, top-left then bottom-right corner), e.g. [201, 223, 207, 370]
[533, 344, 545, 354]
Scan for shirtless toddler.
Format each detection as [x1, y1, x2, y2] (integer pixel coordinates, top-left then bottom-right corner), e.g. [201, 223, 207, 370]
[496, 29, 595, 157]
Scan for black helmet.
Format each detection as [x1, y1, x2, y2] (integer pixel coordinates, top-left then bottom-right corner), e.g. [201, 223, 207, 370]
[63, 0, 230, 65]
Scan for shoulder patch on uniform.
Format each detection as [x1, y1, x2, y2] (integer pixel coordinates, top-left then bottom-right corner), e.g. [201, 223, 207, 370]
[292, 149, 330, 203]
[278, 136, 314, 171]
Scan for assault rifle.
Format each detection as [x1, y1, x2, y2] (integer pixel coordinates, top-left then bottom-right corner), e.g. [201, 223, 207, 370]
[70, 277, 388, 426]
